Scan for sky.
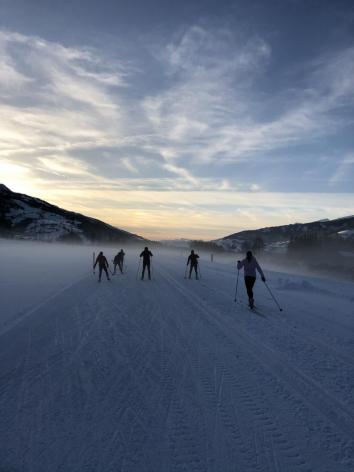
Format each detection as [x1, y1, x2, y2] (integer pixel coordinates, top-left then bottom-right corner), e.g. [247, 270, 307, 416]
[0, 0, 353, 240]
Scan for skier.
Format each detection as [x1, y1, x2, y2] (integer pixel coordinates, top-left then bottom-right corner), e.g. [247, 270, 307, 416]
[140, 247, 153, 280]
[113, 252, 120, 274]
[113, 249, 125, 274]
[237, 250, 265, 309]
[93, 251, 110, 282]
[187, 249, 199, 279]
[117, 249, 125, 273]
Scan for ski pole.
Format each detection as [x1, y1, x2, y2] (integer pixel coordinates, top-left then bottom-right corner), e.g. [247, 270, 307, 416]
[234, 269, 240, 302]
[264, 282, 283, 312]
[136, 259, 141, 280]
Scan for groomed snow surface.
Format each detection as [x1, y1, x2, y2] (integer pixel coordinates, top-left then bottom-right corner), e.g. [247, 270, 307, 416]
[0, 242, 353, 472]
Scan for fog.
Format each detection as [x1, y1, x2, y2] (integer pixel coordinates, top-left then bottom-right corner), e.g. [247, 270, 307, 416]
[1, 238, 353, 333]
[0, 239, 232, 331]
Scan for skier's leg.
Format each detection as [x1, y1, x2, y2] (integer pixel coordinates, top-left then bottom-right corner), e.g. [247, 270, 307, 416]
[245, 276, 256, 307]
[141, 262, 146, 280]
[194, 264, 198, 279]
[245, 276, 252, 303]
[113, 263, 117, 275]
[249, 277, 256, 299]
[189, 265, 192, 279]
[147, 263, 151, 280]
[118, 261, 123, 273]
[99, 266, 103, 282]
[103, 266, 110, 280]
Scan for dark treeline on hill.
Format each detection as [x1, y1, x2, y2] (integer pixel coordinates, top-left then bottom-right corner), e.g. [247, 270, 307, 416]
[286, 233, 354, 280]
[238, 237, 265, 254]
[234, 232, 354, 254]
[189, 240, 226, 253]
[216, 219, 354, 280]
[219, 216, 354, 249]
[0, 184, 146, 245]
[288, 232, 354, 253]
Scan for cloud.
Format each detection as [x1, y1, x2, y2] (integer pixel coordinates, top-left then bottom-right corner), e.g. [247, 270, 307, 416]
[2, 25, 354, 190]
[37, 155, 95, 177]
[0, 25, 353, 238]
[0, 29, 130, 159]
[143, 26, 354, 179]
[330, 154, 354, 186]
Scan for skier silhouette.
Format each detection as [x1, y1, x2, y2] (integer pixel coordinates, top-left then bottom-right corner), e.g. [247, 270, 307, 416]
[187, 250, 199, 279]
[113, 249, 125, 274]
[237, 250, 265, 308]
[140, 247, 153, 280]
[94, 251, 110, 282]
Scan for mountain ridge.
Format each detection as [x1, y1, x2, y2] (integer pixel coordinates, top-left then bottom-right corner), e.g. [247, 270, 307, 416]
[215, 215, 354, 252]
[0, 184, 145, 244]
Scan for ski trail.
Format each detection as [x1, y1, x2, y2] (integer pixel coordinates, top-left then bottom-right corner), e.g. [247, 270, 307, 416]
[0, 274, 89, 337]
[164, 268, 354, 433]
[0, 255, 353, 471]
[158, 264, 354, 471]
[185, 264, 354, 410]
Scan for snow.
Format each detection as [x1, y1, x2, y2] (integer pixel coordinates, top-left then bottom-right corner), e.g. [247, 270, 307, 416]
[338, 230, 354, 239]
[0, 242, 353, 471]
[5, 201, 84, 241]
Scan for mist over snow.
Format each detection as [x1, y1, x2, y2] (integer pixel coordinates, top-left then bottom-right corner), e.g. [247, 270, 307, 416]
[0, 239, 354, 471]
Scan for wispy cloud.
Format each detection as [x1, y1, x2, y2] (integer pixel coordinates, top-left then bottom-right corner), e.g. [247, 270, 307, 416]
[330, 154, 354, 186]
[0, 25, 353, 238]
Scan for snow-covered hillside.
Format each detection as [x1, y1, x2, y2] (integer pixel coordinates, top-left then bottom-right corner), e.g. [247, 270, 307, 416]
[216, 216, 354, 252]
[0, 184, 144, 243]
[0, 242, 353, 471]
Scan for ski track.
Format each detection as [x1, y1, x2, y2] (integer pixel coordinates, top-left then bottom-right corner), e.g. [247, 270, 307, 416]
[0, 255, 353, 471]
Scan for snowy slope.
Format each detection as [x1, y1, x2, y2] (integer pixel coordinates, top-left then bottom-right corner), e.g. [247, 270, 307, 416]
[0, 245, 353, 471]
[0, 184, 145, 243]
[216, 216, 354, 252]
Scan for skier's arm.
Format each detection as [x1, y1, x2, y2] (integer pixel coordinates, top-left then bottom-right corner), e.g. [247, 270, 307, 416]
[255, 259, 266, 281]
[140, 251, 143, 257]
[187, 255, 191, 265]
[93, 256, 99, 269]
[237, 260, 244, 270]
[149, 251, 153, 257]
[104, 256, 109, 268]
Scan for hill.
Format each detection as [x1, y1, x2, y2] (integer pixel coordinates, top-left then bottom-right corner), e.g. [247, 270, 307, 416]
[0, 184, 145, 244]
[216, 216, 354, 253]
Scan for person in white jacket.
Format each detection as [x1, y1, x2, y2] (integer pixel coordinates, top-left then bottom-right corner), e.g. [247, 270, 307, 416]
[237, 250, 266, 308]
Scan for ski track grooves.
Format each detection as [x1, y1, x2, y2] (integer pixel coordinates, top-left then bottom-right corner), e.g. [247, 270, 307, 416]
[0, 258, 353, 472]
[162, 267, 354, 436]
[204, 279, 354, 410]
[158, 266, 354, 471]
